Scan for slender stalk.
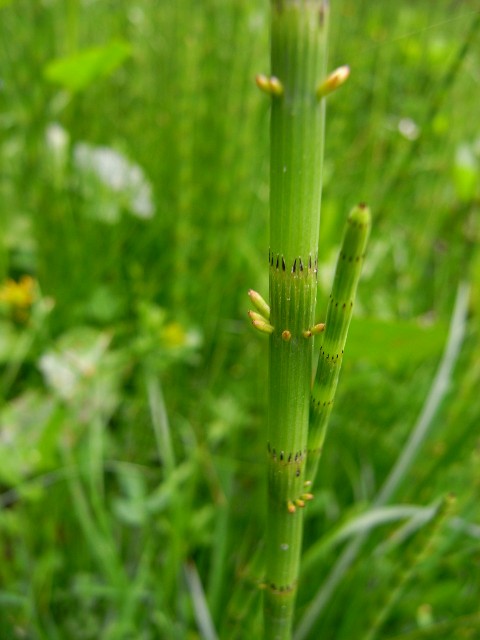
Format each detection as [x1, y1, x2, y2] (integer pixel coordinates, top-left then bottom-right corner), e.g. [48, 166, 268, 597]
[294, 282, 470, 640]
[306, 204, 371, 486]
[263, 2, 329, 638]
[362, 494, 456, 640]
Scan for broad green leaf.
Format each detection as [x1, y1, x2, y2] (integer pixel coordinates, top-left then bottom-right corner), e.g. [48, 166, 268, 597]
[44, 40, 132, 92]
[0, 391, 61, 485]
[347, 317, 447, 367]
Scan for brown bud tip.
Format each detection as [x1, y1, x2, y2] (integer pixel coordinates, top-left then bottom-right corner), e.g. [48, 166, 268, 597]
[282, 330, 292, 341]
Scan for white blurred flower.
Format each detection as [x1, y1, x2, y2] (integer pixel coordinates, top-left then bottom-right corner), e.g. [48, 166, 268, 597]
[398, 117, 420, 141]
[38, 352, 79, 400]
[73, 142, 155, 221]
[39, 331, 111, 402]
[45, 122, 69, 153]
[38, 328, 124, 422]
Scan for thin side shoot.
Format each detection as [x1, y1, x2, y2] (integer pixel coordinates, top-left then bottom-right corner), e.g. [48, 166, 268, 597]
[306, 204, 371, 486]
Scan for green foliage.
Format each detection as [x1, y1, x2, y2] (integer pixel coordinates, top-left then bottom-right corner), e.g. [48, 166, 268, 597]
[44, 40, 132, 93]
[0, 1, 479, 639]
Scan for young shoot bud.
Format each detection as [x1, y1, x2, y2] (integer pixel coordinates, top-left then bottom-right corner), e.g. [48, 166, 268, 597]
[311, 323, 326, 334]
[249, 310, 268, 324]
[269, 76, 284, 96]
[303, 322, 325, 337]
[255, 74, 284, 97]
[249, 310, 275, 334]
[316, 65, 350, 99]
[248, 289, 270, 320]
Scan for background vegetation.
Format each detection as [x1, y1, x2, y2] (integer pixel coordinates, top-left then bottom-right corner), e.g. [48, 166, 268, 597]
[1, 1, 479, 638]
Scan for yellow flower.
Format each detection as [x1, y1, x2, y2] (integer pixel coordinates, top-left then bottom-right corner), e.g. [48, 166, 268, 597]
[161, 321, 187, 348]
[0, 275, 36, 321]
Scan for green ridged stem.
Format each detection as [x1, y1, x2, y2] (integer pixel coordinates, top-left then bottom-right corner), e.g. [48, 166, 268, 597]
[306, 204, 371, 485]
[264, 1, 329, 638]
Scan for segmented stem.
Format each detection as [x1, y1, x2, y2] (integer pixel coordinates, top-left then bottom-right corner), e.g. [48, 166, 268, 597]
[306, 204, 371, 485]
[265, 1, 329, 638]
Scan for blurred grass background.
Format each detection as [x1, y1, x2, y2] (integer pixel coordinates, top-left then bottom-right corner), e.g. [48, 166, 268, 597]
[0, 1, 479, 638]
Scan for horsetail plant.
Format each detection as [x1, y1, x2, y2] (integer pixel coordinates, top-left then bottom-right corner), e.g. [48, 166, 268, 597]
[306, 204, 371, 486]
[248, 1, 371, 638]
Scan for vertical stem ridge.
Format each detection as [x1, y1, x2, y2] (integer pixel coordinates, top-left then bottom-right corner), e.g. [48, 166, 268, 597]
[270, 1, 328, 263]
